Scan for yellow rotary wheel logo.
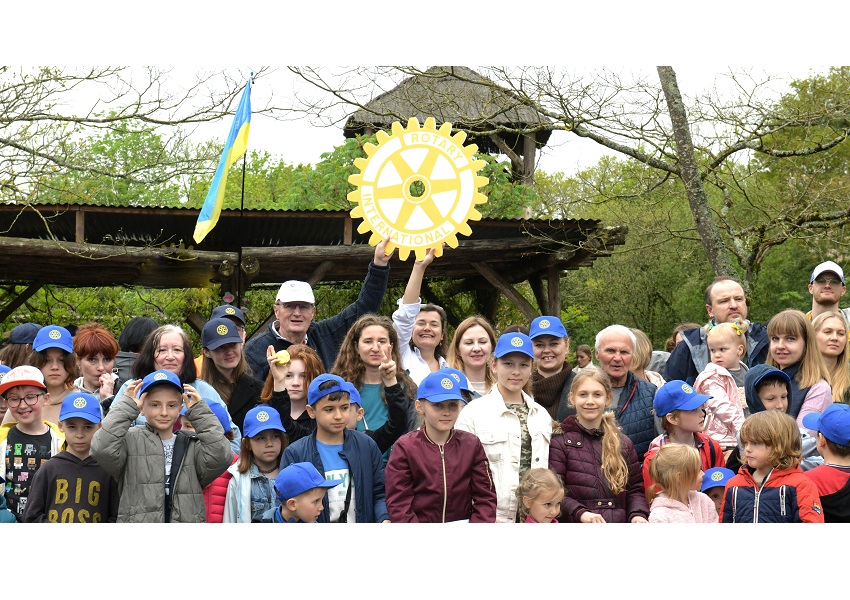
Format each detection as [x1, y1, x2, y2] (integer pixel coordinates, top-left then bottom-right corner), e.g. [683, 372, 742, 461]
[348, 117, 489, 261]
[49, 329, 61, 339]
[216, 325, 229, 336]
[73, 397, 87, 408]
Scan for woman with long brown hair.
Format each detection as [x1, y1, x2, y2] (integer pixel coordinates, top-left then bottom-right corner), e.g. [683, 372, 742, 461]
[447, 315, 497, 397]
[332, 314, 417, 444]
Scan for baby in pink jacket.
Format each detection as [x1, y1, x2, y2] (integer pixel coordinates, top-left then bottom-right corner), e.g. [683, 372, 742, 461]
[694, 323, 747, 456]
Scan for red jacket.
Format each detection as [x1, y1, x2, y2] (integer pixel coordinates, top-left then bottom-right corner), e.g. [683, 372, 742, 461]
[204, 454, 239, 523]
[385, 428, 497, 523]
[642, 432, 725, 493]
[720, 465, 824, 523]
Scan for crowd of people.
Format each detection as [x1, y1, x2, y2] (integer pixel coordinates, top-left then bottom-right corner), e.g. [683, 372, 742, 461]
[2, 245, 849, 524]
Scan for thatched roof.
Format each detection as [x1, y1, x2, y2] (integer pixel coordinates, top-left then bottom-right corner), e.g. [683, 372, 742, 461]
[343, 66, 553, 156]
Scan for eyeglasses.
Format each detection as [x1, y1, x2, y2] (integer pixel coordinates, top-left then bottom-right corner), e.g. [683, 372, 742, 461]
[815, 277, 843, 286]
[4, 392, 45, 408]
[276, 302, 313, 313]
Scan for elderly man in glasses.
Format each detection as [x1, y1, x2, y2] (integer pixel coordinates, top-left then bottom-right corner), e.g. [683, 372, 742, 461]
[807, 260, 850, 326]
[244, 237, 394, 382]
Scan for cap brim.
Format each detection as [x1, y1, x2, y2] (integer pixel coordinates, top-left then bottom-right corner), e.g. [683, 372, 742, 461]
[140, 380, 182, 395]
[204, 334, 243, 349]
[802, 412, 822, 432]
[420, 391, 466, 404]
[677, 393, 712, 411]
[59, 412, 101, 424]
[0, 378, 47, 396]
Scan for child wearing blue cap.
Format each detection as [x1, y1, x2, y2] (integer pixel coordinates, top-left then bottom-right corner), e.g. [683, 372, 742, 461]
[23, 392, 118, 522]
[9, 324, 78, 426]
[91, 369, 232, 522]
[223, 405, 288, 523]
[455, 332, 553, 522]
[384, 371, 496, 522]
[803, 403, 850, 522]
[700, 467, 735, 515]
[642, 379, 725, 497]
[281, 373, 390, 523]
[262, 462, 343, 523]
[184, 401, 238, 523]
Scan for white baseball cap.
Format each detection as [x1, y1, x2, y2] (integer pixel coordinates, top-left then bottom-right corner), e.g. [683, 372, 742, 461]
[810, 260, 845, 285]
[276, 280, 315, 304]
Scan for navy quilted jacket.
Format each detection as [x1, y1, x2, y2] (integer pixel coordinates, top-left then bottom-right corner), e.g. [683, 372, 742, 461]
[616, 371, 657, 462]
[548, 415, 649, 523]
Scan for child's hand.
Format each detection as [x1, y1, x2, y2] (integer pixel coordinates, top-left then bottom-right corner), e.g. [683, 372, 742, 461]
[378, 347, 397, 386]
[98, 373, 115, 397]
[631, 516, 648, 524]
[126, 379, 144, 410]
[580, 511, 606, 523]
[266, 345, 291, 386]
[183, 384, 201, 409]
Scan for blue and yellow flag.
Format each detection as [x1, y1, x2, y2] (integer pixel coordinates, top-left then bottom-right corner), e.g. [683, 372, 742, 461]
[193, 77, 252, 244]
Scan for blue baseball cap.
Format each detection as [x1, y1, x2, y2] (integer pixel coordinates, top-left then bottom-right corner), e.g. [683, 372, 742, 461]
[701, 467, 735, 492]
[202, 318, 243, 350]
[275, 462, 342, 501]
[307, 373, 350, 406]
[418, 371, 466, 403]
[654, 380, 712, 417]
[529, 316, 568, 339]
[8, 323, 42, 345]
[437, 366, 473, 393]
[494, 332, 534, 359]
[343, 382, 361, 407]
[180, 399, 232, 434]
[243, 405, 285, 438]
[803, 403, 850, 446]
[210, 304, 246, 326]
[0, 364, 11, 379]
[59, 392, 102, 424]
[139, 369, 183, 396]
[33, 324, 73, 353]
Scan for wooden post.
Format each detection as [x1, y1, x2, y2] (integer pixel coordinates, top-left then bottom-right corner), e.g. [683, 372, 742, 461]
[185, 312, 206, 337]
[529, 273, 548, 315]
[547, 265, 561, 317]
[472, 262, 538, 321]
[343, 218, 353, 245]
[522, 134, 537, 185]
[75, 209, 85, 244]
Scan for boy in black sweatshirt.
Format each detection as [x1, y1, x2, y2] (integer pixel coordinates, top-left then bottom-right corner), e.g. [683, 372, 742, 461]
[24, 392, 118, 522]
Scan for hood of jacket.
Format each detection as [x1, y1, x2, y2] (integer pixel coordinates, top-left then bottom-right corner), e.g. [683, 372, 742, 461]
[744, 363, 792, 414]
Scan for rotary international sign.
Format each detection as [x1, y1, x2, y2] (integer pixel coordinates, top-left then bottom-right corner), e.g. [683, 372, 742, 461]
[348, 117, 489, 261]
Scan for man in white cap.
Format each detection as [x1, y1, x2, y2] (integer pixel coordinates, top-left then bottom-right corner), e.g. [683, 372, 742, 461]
[807, 260, 850, 326]
[244, 237, 393, 382]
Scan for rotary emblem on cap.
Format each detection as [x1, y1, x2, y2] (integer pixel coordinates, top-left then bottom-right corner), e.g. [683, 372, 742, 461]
[711, 471, 724, 482]
[49, 329, 61, 339]
[154, 373, 168, 381]
[539, 319, 550, 329]
[681, 383, 693, 394]
[511, 336, 523, 347]
[73, 397, 87, 408]
[450, 373, 460, 382]
[257, 411, 270, 422]
[225, 307, 235, 314]
[441, 378, 453, 389]
[217, 325, 229, 335]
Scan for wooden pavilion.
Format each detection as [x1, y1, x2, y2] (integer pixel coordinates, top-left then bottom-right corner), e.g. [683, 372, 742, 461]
[0, 203, 626, 335]
[344, 66, 553, 185]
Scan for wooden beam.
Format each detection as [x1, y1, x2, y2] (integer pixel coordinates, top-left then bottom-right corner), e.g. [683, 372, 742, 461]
[547, 265, 561, 317]
[472, 262, 538, 321]
[529, 274, 548, 315]
[307, 261, 335, 287]
[0, 283, 44, 322]
[185, 312, 206, 337]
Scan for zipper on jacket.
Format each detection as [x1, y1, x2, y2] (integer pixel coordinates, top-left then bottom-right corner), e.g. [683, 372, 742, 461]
[732, 487, 738, 522]
[439, 444, 447, 523]
[780, 485, 786, 517]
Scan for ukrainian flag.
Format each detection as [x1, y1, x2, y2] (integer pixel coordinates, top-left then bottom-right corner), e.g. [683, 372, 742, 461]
[193, 77, 252, 244]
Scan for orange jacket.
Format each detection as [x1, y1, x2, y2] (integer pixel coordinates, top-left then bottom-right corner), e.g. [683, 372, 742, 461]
[720, 465, 824, 523]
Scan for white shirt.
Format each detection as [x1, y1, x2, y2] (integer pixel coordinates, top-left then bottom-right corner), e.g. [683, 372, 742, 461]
[391, 298, 448, 385]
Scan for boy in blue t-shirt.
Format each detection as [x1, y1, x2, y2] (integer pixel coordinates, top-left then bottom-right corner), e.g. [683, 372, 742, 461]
[281, 373, 390, 523]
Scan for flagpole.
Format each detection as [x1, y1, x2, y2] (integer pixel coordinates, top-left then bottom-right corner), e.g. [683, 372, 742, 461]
[235, 149, 247, 308]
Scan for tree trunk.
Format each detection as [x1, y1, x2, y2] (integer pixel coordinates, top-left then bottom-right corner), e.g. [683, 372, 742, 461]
[657, 66, 739, 283]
